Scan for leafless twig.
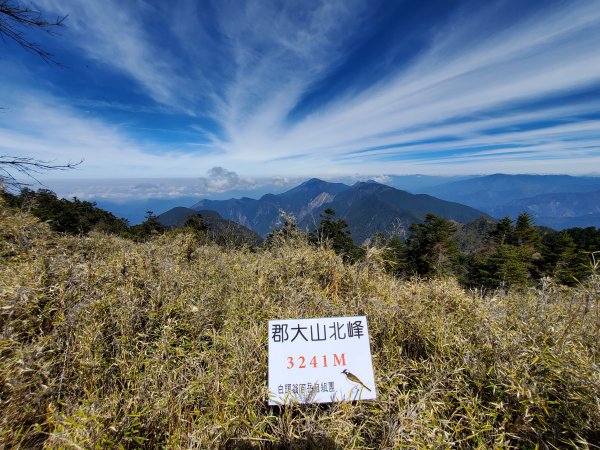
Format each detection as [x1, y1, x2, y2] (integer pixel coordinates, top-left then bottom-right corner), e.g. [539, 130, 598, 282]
[0, 155, 82, 190]
[0, 0, 67, 64]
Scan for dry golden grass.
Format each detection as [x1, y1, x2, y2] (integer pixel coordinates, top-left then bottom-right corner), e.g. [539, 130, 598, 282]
[1, 199, 599, 449]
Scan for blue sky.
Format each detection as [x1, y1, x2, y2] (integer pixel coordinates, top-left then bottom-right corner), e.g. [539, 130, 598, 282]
[1, 0, 600, 199]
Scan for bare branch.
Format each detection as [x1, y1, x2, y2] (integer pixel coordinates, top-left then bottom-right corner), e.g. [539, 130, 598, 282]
[0, 155, 82, 190]
[0, 0, 67, 64]
[0, 3, 76, 192]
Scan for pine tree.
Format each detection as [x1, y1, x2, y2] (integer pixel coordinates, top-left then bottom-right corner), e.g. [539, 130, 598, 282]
[470, 213, 542, 288]
[490, 216, 514, 245]
[184, 213, 209, 233]
[513, 212, 541, 247]
[130, 211, 165, 241]
[384, 234, 408, 277]
[541, 231, 590, 285]
[487, 243, 532, 288]
[311, 208, 362, 263]
[406, 213, 459, 277]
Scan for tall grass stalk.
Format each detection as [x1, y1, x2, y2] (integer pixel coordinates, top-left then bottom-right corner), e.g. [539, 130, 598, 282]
[1, 200, 599, 448]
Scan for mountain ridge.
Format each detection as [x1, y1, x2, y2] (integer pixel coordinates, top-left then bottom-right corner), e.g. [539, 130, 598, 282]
[186, 178, 488, 242]
[422, 174, 600, 229]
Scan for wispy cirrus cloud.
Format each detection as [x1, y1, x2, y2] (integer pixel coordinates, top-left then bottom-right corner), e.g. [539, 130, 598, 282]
[39, 0, 187, 108]
[152, 0, 598, 174]
[214, 0, 600, 171]
[3, 0, 600, 178]
[0, 81, 227, 179]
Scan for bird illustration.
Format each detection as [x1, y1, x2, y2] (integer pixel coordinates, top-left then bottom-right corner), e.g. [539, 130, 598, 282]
[341, 369, 371, 392]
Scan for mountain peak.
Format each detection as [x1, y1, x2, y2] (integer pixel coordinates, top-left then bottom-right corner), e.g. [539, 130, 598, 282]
[280, 178, 350, 198]
[352, 180, 388, 191]
[353, 179, 381, 186]
[300, 178, 327, 186]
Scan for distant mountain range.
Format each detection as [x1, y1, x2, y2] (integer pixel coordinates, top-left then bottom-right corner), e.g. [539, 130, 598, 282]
[422, 174, 600, 229]
[185, 178, 487, 243]
[189, 179, 350, 237]
[154, 174, 600, 240]
[487, 190, 600, 229]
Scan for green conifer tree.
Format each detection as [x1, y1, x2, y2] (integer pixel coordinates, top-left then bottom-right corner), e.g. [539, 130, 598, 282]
[311, 208, 362, 263]
[406, 213, 459, 277]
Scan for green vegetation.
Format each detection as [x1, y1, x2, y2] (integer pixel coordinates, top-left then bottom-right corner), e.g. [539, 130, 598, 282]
[406, 213, 460, 277]
[2, 188, 129, 236]
[0, 190, 260, 247]
[128, 210, 167, 241]
[5, 189, 600, 289]
[1, 195, 599, 448]
[310, 208, 365, 263]
[362, 212, 600, 289]
[462, 213, 598, 288]
[4, 189, 600, 289]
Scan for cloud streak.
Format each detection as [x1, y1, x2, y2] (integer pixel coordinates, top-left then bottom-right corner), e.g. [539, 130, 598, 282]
[228, 0, 600, 167]
[2, 0, 600, 178]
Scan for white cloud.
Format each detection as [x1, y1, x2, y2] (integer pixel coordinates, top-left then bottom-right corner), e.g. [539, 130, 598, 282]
[206, 0, 600, 172]
[37, 167, 304, 201]
[0, 85, 231, 179]
[4, 0, 600, 179]
[200, 166, 256, 192]
[41, 0, 192, 110]
[209, 0, 368, 149]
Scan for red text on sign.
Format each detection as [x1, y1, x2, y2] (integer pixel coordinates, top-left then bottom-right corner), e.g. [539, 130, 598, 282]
[286, 353, 346, 369]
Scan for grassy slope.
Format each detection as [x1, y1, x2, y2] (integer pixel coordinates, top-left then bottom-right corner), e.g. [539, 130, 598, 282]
[1, 200, 599, 449]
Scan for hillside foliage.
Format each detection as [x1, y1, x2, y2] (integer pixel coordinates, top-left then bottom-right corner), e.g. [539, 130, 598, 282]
[1, 194, 599, 448]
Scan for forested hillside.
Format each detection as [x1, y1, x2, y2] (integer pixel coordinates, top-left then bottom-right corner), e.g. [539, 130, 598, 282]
[1, 189, 260, 247]
[1, 194, 599, 448]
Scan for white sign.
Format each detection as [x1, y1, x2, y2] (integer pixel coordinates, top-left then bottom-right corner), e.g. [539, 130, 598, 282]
[268, 316, 376, 404]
